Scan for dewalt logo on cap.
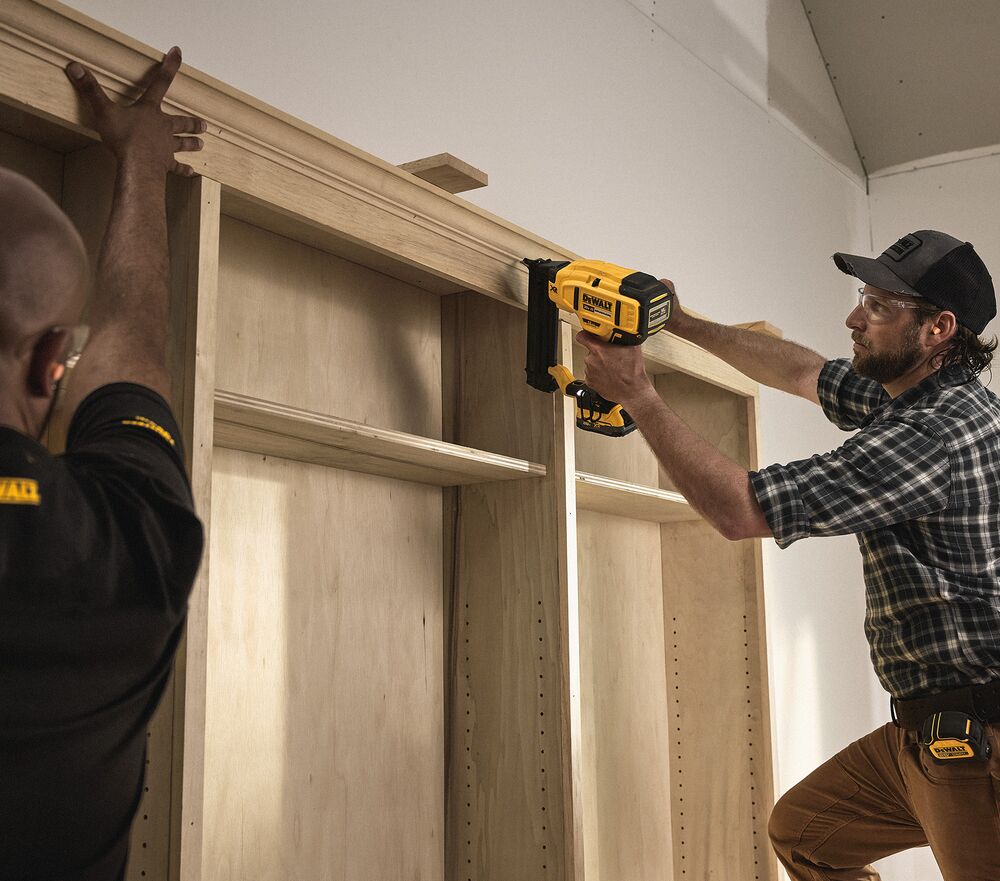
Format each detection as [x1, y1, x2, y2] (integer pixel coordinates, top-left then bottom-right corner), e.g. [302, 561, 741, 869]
[0, 477, 41, 506]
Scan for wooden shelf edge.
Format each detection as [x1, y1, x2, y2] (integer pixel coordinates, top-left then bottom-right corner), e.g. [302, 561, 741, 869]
[214, 390, 547, 487]
[575, 472, 700, 523]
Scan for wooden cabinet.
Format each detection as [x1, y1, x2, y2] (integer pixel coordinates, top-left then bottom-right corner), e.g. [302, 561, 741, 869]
[0, 3, 776, 880]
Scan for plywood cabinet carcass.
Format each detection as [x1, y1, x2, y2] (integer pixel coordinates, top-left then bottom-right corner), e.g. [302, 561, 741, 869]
[0, 3, 778, 880]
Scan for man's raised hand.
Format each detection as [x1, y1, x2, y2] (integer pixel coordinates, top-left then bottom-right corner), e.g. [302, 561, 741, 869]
[65, 47, 205, 177]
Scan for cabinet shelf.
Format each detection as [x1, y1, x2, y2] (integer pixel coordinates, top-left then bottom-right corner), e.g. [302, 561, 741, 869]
[575, 471, 699, 523]
[214, 390, 547, 486]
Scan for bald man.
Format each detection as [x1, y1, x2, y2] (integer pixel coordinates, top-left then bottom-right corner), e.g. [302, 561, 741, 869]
[1, 49, 206, 880]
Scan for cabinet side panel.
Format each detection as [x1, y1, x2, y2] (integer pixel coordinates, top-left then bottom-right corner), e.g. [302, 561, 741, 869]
[168, 176, 221, 881]
[203, 449, 444, 880]
[577, 511, 673, 881]
[445, 294, 578, 881]
[655, 372, 776, 881]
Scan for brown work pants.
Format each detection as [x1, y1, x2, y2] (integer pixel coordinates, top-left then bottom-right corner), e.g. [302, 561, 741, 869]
[768, 722, 1000, 880]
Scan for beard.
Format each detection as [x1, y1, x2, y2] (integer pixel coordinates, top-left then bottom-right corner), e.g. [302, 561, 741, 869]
[852, 321, 924, 383]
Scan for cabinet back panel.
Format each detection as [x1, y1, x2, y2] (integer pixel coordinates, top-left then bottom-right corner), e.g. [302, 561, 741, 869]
[203, 448, 444, 880]
[217, 216, 443, 438]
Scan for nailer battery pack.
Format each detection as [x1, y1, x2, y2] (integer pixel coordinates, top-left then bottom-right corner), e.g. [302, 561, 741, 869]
[523, 258, 673, 437]
[919, 711, 992, 763]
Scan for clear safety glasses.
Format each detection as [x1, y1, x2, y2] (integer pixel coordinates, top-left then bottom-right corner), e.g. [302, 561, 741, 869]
[856, 288, 937, 325]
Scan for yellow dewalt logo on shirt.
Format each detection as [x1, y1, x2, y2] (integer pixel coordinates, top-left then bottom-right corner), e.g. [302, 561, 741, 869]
[121, 416, 176, 447]
[0, 477, 41, 506]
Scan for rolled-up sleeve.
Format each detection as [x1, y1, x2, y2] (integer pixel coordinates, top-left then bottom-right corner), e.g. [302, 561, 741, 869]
[818, 359, 890, 430]
[749, 417, 952, 549]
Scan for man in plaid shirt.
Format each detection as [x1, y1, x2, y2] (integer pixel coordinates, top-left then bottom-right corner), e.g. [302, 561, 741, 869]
[577, 230, 999, 879]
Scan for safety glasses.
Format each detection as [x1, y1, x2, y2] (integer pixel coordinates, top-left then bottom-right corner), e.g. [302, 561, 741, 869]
[856, 288, 937, 324]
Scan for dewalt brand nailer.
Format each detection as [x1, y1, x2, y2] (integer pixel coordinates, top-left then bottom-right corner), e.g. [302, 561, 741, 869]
[524, 258, 674, 436]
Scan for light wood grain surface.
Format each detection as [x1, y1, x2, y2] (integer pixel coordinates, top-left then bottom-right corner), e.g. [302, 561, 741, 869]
[204, 449, 444, 880]
[399, 152, 489, 194]
[578, 511, 674, 881]
[444, 294, 579, 881]
[657, 373, 777, 881]
[213, 390, 547, 487]
[575, 472, 698, 523]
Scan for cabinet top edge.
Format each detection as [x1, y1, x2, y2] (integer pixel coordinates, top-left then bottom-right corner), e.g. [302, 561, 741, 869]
[1, 0, 763, 398]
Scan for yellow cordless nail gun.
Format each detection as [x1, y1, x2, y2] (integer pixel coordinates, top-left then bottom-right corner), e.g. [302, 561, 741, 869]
[523, 258, 673, 437]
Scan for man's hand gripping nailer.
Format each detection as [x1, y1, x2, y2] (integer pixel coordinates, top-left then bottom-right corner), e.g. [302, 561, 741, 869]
[523, 258, 673, 437]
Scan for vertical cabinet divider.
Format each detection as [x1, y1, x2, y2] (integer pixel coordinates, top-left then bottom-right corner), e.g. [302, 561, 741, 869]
[163, 175, 221, 881]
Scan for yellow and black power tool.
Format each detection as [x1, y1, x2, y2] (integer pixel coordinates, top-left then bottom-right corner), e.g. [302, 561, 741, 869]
[523, 258, 674, 436]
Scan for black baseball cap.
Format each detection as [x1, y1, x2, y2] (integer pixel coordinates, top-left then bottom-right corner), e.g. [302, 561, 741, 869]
[833, 230, 996, 334]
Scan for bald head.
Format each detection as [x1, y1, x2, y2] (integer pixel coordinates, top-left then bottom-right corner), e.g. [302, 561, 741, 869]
[0, 168, 88, 354]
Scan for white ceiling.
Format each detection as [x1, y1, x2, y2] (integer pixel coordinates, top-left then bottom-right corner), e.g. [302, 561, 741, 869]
[802, 0, 1000, 174]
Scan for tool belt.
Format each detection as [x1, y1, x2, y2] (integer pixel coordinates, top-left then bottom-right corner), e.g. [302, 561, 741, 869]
[892, 679, 999, 763]
[891, 678, 1000, 730]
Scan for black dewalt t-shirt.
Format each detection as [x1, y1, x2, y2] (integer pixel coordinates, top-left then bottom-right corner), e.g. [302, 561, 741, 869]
[0, 384, 204, 881]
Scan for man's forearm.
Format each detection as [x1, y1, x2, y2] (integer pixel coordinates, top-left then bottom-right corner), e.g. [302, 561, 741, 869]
[625, 386, 771, 541]
[92, 162, 170, 364]
[674, 312, 825, 402]
[60, 50, 203, 411]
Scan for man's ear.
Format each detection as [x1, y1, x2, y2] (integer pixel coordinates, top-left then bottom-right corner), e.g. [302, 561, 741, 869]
[27, 328, 69, 399]
[927, 311, 958, 344]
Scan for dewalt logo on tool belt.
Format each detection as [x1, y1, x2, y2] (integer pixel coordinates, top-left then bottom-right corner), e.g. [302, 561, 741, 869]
[121, 416, 176, 447]
[931, 742, 975, 759]
[0, 477, 41, 506]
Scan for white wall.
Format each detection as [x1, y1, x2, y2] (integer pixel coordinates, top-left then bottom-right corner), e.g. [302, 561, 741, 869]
[865, 147, 1000, 881]
[61, 0, 922, 877]
[871, 149, 1000, 349]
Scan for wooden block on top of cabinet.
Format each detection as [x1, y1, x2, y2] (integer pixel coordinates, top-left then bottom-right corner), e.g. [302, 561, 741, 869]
[575, 472, 698, 524]
[398, 152, 488, 194]
[213, 390, 547, 487]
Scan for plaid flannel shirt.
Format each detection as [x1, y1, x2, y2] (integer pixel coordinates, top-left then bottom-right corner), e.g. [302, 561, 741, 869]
[750, 359, 1000, 698]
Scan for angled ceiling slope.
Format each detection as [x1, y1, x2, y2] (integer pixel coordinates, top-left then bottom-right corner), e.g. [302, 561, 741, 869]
[803, 0, 1000, 173]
